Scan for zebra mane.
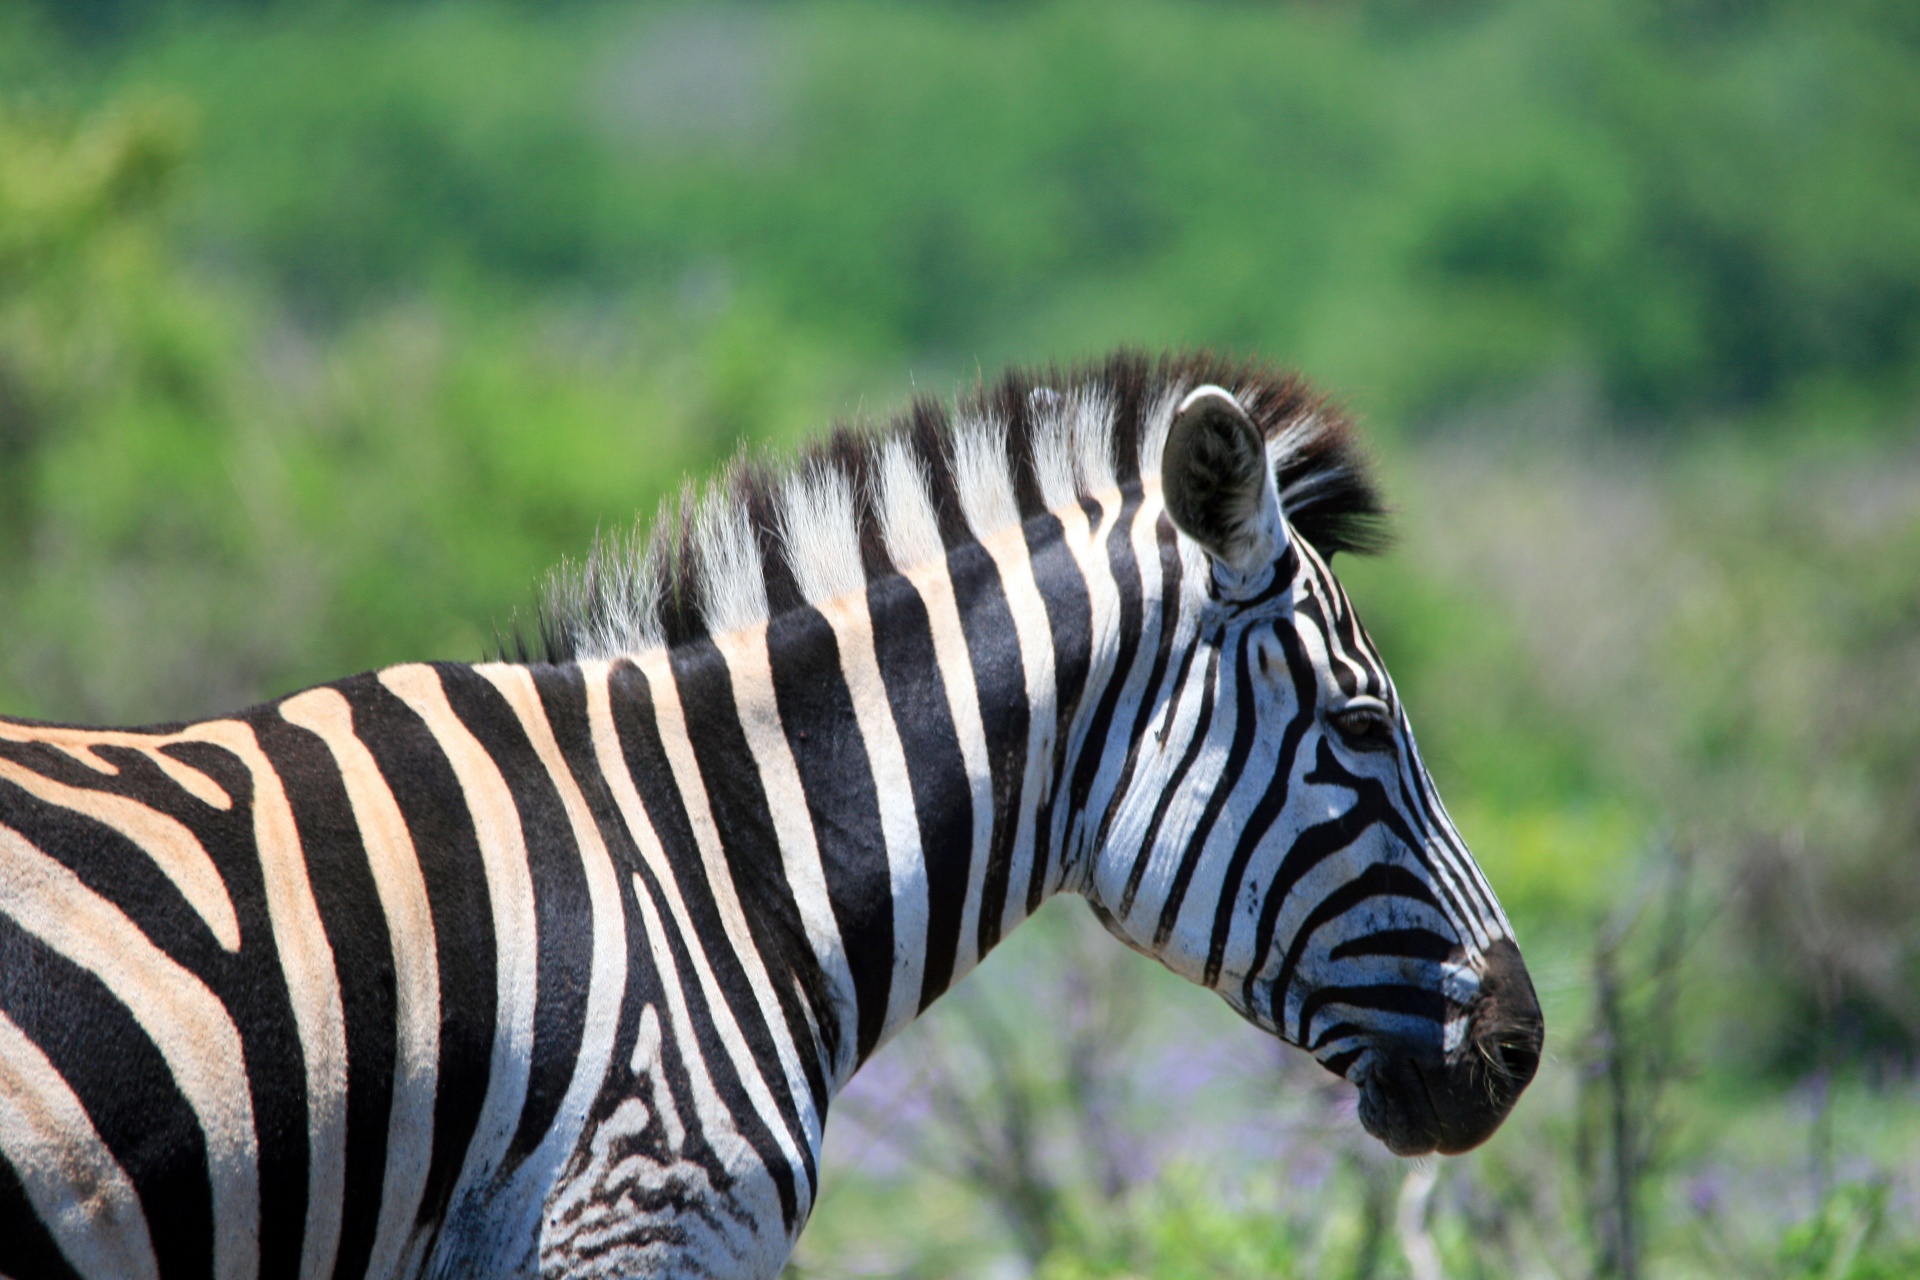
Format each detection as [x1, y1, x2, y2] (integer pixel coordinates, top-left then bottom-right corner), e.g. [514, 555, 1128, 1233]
[524, 350, 1387, 663]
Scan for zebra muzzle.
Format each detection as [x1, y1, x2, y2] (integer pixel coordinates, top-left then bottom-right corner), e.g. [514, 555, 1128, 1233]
[1356, 938, 1544, 1156]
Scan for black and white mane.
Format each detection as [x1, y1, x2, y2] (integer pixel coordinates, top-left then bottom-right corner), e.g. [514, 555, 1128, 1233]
[527, 350, 1388, 662]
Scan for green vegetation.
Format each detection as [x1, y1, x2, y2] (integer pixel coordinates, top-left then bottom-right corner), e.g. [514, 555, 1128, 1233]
[3, 1, 1917, 1275]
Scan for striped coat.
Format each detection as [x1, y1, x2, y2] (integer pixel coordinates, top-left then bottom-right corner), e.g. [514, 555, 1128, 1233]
[0, 353, 1541, 1279]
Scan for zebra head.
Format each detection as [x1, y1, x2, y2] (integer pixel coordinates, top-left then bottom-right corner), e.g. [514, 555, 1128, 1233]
[1088, 384, 1542, 1156]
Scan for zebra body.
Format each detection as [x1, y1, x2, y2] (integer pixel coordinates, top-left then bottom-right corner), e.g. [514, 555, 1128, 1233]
[0, 353, 1541, 1279]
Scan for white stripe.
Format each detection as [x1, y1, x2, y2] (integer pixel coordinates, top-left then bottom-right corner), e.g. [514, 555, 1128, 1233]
[950, 409, 1062, 937]
[278, 688, 439, 1280]
[1099, 624, 1213, 936]
[181, 719, 346, 1280]
[0, 724, 232, 810]
[700, 631, 857, 1084]
[972, 518, 1060, 940]
[474, 665, 630, 1174]
[631, 649, 821, 1163]
[875, 442, 998, 981]
[1043, 479, 1125, 874]
[0, 757, 240, 952]
[1069, 385, 1118, 496]
[0, 1007, 160, 1280]
[1077, 492, 1176, 880]
[1136, 387, 1182, 486]
[625, 872, 785, 1252]
[891, 554, 996, 983]
[0, 820, 259, 1280]
[1427, 780, 1512, 937]
[584, 663, 815, 1206]
[1028, 399, 1080, 512]
[378, 666, 541, 1213]
[1164, 637, 1285, 966]
[803, 590, 930, 1044]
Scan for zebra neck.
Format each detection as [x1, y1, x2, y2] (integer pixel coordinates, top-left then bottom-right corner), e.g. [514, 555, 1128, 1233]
[599, 484, 1173, 1091]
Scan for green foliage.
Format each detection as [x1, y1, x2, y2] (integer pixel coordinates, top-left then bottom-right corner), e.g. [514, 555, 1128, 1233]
[1778, 1183, 1920, 1280]
[0, 91, 849, 719]
[26, 0, 1920, 422]
[1033, 1172, 1304, 1280]
[5, 4, 1920, 1275]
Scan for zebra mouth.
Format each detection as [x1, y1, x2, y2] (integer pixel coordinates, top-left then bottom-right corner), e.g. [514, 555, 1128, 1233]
[1355, 940, 1544, 1156]
[1357, 1053, 1448, 1156]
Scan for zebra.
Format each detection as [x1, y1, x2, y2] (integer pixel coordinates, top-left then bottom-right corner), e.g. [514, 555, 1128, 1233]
[0, 351, 1541, 1280]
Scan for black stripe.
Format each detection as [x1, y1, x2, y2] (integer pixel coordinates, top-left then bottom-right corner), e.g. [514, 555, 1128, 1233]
[1092, 513, 1182, 860]
[0, 740, 239, 963]
[1222, 546, 1296, 615]
[1253, 743, 1432, 1029]
[529, 662, 654, 1074]
[1320, 1047, 1364, 1079]
[992, 375, 1046, 519]
[538, 671, 745, 1238]
[1313, 554, 1387, 693]
[1203, 626, 1318, 987]
[864, 573, 974, 1011]
[1297, 983, 1448, 1036]
[436, 666, 594, 1168]
[666, 640, 828, 1143]
[0, 911, 213, 1279]
[628, 851, 804, 1227]
[1395, 743, 1503, 929]
[339, 673, 498, 1237]
[158, 733, 315, 1280]
[1063, 488, 1146, 864]
[0, 1142, 84, 1280]
[743, 476, 804, 619]
[946, 541, 1029, 956]
[1309, 1020, 1370, 1054]
[0, 734, 318, 1279]
[910, 400, 973, 551]
[1270, 863, 1446, 1029]
[1022, 512, 1093, 914]
[1109, 351, 1147, 484]
[605, 660, 803, 1224]
[1115, 642, 1218, 921]
[1153, 628, 1260, 950]
[254, 711, 396, 1280]
[1294, 591, 1359, 700]
[530, 665, 638, 890]
[1388, 765, 1482, 928]
[764, 608, 890, 1065]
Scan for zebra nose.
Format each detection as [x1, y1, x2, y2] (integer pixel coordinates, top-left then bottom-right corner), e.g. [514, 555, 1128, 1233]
[1356, 938, 1543, 1156]
[1469, 937, 1543, 1103]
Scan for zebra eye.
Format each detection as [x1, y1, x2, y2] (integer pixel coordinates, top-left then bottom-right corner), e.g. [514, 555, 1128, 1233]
[1327, 699, 1395, 752]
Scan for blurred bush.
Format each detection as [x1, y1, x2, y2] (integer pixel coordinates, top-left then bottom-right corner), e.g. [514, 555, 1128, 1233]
[0, 70, 846, 720]
[2, 1, 1918, 1274]
[13, 0, 1920, 423]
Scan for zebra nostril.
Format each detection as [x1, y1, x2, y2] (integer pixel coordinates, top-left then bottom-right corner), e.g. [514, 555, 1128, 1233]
[1469, 938, 1544, 1098]
[1489, 1034, 1540, 1089]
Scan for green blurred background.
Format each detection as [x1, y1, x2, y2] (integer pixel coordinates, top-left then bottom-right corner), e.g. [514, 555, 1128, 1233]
[3, 2, 1917, 1275]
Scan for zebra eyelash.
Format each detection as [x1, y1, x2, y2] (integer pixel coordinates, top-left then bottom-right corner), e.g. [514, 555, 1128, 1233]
[1326, 696, 1397, 752]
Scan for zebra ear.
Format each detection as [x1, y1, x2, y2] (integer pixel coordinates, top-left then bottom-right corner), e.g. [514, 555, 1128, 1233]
[1161, 385, 1291, 582]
